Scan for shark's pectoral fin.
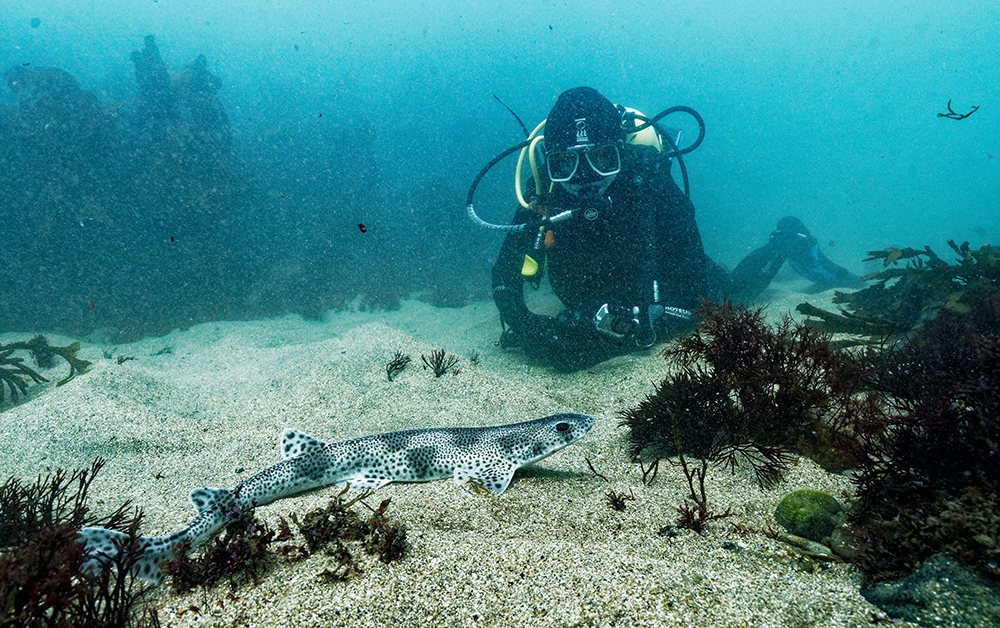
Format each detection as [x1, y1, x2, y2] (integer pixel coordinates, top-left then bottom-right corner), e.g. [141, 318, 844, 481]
[335, 474, 394, 492]
[453, 463, 517, 496]
[279, 428, 327, 460]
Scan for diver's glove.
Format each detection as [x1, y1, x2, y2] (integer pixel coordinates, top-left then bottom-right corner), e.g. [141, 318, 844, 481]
[517, 315, 608, 370]
[523, 316, 595, 346]
[594, 303, 695, 348]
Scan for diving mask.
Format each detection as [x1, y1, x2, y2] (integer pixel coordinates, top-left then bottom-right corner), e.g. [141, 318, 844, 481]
[546, 144, 621, 183]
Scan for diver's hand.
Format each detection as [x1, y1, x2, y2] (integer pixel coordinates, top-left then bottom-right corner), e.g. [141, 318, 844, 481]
[518, 316, 609, 370]
[593, 304, 641, 342]
[595, 303, 695, 347]
[523, 316, 597, 348]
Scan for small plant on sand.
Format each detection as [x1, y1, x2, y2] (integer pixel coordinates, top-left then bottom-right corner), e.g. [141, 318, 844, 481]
[675, 500, 734, 534]
[584, 459, 636, 512]
[364, 497, 408, 563]
[421, 349, 459, 377]
[290, 486, 408, 581]
[1, 457, 136, 549]
[384, 351, 411, 382]
[162, 505, 290, 593]
[293, 487, 373, 554]
[162, 486, 409, 591]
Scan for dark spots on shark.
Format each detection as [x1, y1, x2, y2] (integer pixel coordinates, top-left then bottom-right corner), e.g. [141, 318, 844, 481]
[77, 415, 594, 585]
[405, 446, 436, 479]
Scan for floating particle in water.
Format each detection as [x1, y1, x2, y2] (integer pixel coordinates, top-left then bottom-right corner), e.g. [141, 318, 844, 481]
[358, 223, 368, 233]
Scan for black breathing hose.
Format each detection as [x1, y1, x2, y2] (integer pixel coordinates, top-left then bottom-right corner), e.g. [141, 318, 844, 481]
[627, 106, 706, 198]
[466, 140, 533, 233]
[466, 106, 706, 230]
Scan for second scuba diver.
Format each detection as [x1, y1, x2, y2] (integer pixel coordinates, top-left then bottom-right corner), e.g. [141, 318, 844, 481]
[470, 86, 861, 370]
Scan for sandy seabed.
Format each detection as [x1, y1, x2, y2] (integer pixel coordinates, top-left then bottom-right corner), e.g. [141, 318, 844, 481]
[0, 281, 909, 628]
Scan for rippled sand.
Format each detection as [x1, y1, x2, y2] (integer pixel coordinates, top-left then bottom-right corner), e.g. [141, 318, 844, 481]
[1, 282, 905, 627]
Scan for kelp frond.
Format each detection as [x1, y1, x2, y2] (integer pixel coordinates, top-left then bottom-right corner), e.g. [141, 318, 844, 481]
[1, 337, 92, 403]
[799, 240, 999, 337]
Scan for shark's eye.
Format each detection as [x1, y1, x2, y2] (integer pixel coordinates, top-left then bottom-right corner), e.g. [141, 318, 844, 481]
[555, 422, 571, 432]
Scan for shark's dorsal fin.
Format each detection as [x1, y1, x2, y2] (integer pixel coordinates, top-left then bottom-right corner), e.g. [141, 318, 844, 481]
[279, 428, 326, 460]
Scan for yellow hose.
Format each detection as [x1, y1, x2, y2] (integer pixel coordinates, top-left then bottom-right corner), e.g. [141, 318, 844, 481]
[515, 120, 547, 209]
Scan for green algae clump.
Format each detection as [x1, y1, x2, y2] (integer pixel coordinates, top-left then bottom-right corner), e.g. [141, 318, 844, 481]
[775, 489, 845, 542]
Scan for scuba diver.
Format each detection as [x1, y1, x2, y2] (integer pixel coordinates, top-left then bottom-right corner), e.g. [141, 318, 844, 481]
[467, 86, 861, 370]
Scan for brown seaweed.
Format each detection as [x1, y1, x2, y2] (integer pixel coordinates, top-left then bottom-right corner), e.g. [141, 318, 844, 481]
[621, 299, 878, 504]
[798, 241, 1000, 338]
[421, 349, 459, 377]
[0, 337, 92, 404]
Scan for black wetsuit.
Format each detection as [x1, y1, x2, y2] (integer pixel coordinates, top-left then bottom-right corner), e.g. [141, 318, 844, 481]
[491, 144, 861, 370]
[492, 144, 715, 369]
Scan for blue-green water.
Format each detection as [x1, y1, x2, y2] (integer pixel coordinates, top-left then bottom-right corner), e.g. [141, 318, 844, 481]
[1, 0, 996, 338]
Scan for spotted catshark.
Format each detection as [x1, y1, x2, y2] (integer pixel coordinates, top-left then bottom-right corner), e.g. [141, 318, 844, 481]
[78, 413, 594, 583]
